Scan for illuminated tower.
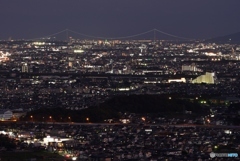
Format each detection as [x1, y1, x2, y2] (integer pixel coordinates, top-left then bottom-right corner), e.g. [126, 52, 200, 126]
[22, 63, 29, 73]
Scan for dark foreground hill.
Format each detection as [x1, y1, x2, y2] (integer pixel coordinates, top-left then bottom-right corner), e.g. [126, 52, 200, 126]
[21, 95, 208, 122]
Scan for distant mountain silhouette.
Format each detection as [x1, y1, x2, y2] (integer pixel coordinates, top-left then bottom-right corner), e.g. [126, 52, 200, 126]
[205, 32, 240, 44]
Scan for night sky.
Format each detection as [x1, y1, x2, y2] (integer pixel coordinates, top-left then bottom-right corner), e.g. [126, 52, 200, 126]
[1, 0, 240, 40]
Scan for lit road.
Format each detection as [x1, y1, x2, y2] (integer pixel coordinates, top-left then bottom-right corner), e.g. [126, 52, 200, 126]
[3, 121, 240, 129]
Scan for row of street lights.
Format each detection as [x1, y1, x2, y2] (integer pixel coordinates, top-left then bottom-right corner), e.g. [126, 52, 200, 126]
[30, 115, 53, 122]
[30, 115, 90, 122]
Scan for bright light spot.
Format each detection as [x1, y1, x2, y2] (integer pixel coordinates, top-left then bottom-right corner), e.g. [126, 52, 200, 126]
[224, 130, 232, 134]
[66, 154, 70, 158]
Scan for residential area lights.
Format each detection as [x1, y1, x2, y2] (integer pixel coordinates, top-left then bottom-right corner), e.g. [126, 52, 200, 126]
[0, 38, 240, 160]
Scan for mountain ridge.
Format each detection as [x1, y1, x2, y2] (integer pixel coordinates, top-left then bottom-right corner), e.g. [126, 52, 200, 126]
[205, 32, 240, 44]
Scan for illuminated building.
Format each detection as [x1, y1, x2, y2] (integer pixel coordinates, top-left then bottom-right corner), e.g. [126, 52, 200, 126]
[182, 64, 197, 72]
[168, 78, 186, 83]
[192, 72, 215, 84]
[0, 110, 13, 121]
[22, 63, 29, 73]
[68, 62, 73, 68]
[0, 51, 10, 62]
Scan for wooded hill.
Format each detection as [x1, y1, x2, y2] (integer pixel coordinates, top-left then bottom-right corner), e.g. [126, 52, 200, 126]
[21, 95, 207, 122]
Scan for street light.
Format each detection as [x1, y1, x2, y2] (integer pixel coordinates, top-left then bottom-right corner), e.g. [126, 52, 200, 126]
[30, 115, 33, 122]
[49, 116, 52, 122]
[86, 118, 89, 122]
[68, 116, 71, 122]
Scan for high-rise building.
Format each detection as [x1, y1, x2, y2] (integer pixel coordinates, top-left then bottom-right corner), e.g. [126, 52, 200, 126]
[69, 62, 73, 68]
[21, 63, 29, 73]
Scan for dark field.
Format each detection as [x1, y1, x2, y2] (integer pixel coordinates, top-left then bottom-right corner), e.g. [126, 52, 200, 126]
[0, 151, 65, 161]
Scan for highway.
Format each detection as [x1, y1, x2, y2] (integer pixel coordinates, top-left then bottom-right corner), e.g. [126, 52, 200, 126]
[2, 121, 240, 129]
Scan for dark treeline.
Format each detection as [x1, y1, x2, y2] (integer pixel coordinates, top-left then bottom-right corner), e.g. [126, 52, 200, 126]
[224, 103, 240, 125]
[0, 134, 16, 150]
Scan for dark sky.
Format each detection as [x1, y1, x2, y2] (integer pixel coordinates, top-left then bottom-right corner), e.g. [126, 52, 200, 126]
[1, 0, 240, 40]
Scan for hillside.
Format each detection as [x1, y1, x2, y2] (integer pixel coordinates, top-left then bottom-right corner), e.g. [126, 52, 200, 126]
[21, 95, 208, 122]
[205, 32, 240, 44]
